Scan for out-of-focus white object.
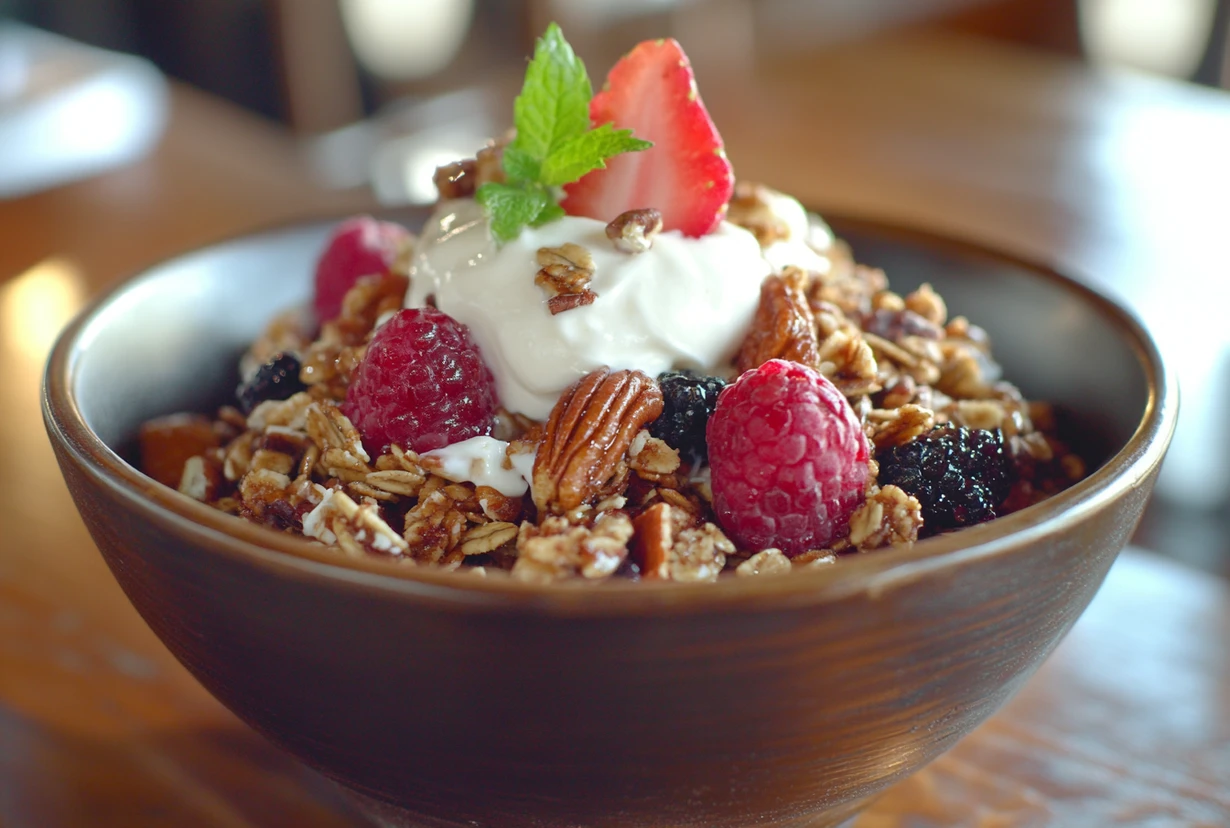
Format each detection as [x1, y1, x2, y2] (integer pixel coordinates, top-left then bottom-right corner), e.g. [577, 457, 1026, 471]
[338, 0, 474, 80]
[0, 24, 168, 198]
[304, 83, 512, 204]
[1080, 0, 1219, 78]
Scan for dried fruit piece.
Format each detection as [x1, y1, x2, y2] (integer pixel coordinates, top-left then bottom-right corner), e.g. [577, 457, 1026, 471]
[237, 353, 307, 414]
[313, 216, 411, 322]
[532, 368, 663, 514]
[707, 359, 870, 555]
[342, 308, 498, 456]
[561, 38, 734, 236]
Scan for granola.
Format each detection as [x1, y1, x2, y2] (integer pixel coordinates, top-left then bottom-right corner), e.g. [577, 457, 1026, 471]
[139, 190, 1086, 582]
[136, 25, 1089, 583]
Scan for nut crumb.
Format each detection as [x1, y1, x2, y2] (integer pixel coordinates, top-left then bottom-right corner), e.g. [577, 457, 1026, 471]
[606, 208, 663, 253]
[735, 549, 792, 577]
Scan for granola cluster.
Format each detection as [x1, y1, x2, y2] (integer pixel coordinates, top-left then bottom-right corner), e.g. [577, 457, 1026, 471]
[139, 183, 1085, 583]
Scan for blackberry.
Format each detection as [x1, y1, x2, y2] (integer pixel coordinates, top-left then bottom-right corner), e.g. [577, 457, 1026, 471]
[877, 425, 1012, 534]
[649, 370, 726, 466]
[237, 353, 307, 413]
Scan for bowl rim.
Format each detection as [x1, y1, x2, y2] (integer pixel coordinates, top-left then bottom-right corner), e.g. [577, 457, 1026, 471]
[42, 212, 1178, 616]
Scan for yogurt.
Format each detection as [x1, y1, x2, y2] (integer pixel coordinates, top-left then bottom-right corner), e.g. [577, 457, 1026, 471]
[421, 436, 533, 497]
[405, 197, 824, 419]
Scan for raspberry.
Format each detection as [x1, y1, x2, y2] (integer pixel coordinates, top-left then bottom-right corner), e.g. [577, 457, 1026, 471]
[342, 308, 498, 455]
[877, 425, 1012, 535]
[706, 359, 869, 555]
[649, 370, 726, 466]
[314, 216, 410, 322]
[236, 353, 306, 413]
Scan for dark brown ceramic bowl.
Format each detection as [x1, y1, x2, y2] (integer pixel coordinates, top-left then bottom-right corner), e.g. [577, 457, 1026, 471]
[43, 210, 1176, 828]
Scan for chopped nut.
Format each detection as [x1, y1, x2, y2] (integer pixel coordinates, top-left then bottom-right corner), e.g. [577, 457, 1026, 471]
[736, 549, 792, 577]
[547, 291, 596, 315]
[792, 548, 840, 567]
[433, 158, 477, 200]
[536, 243, 597, 315]
[512, 512, 634, 583]
[532, 368, 664, 515]
[808, 264, 888, 317]
[628, 430, 681, 481]
[630, 502, 673, 578]
[726, 181, 791, 246]
[905, 283, 947, 327]
[817, 328, 879, 397]
[863, 308, 944, 342]
[475, 133, 511, 186]
[476, 486, 523, 522]
[536, 243, 595, 294]
[606, 208, 663, 253]
[848, 485, 922, 550]
[250, 448, 294, 476]
[248, 392, 314, 431]
[238, 468, 293, 520]
[403, 485, 470, 564]
[879, 375, 917, 409]
[669, 523, 732, 582]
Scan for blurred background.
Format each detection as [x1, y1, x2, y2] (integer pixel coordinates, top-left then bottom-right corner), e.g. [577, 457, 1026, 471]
[2, 0, 1228, 570]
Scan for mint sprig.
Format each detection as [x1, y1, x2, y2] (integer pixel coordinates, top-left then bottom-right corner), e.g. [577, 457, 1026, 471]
[476, 23, 651, 243]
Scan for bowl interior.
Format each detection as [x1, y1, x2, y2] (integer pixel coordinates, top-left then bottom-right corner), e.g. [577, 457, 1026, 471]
[69, 214, 1148, 481]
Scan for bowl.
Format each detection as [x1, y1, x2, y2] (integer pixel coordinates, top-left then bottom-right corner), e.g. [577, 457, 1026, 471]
[43, 209, 1176, 827]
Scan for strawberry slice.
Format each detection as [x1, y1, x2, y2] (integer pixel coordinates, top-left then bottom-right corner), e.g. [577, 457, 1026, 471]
[561, 38, 733, 237]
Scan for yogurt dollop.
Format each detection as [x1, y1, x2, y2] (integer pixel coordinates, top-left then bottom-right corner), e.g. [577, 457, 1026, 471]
[405, 198, 823, 419]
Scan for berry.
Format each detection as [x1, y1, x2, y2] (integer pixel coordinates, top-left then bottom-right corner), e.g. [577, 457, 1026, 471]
[342, 308, 498, 455]
[877, 426, 1012, 534]
[649, 370, 726, 465]
[314, 216, 410, 322]
[706, 360, 869, 555]
[237, 353, 306, 413]
[560, 38, 734, 237]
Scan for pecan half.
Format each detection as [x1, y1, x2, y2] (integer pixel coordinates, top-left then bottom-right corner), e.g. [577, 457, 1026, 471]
[532, 368, 664, 515]
[735, 268, 821, 373]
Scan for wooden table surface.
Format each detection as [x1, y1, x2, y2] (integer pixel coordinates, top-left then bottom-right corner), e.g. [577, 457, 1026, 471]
[2, 28, 1229, 826]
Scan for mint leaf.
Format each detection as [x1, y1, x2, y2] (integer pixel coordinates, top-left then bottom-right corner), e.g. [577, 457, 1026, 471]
[512, 22, 591, 161]
[478, 23, 653, 243]
[539, 124, 653, 187]
[476, 182, 556, 243]
[501, 145, 541, 182]
[530, 201, 565, 227]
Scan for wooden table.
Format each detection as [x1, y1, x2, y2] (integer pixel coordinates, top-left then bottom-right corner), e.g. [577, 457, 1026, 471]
[2, 28, 1228, 826]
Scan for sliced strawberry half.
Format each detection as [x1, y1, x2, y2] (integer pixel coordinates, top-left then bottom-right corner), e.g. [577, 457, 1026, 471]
[561, 38, 734, 237]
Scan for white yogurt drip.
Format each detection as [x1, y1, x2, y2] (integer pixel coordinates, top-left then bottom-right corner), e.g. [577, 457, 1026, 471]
[421, 436, 533, 497]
